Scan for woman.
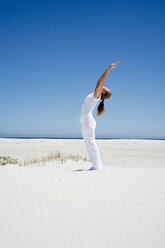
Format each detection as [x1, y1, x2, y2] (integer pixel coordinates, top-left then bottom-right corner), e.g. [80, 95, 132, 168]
[79, 61, 120, 170]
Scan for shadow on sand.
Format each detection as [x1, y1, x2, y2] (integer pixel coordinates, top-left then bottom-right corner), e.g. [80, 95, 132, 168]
[72, 168, 96, 172]
[72, 169, 87, 172]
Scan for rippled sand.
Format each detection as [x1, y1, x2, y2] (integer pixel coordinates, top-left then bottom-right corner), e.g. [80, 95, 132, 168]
[0, 138, 165, 248]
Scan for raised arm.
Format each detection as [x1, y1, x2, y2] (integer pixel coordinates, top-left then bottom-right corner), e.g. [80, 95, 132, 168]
[94, 61, 120, 99]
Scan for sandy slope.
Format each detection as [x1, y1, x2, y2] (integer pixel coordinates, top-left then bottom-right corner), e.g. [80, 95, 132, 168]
[0, 164, 165, 248]
[0, 139, 165, 248]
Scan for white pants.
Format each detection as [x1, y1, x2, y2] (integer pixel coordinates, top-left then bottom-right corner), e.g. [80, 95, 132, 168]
[81, 122, 103, 170]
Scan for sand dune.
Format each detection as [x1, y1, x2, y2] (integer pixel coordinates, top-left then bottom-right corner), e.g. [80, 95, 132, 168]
[0, 138, 165, 248]
[0, 138, 165, 167]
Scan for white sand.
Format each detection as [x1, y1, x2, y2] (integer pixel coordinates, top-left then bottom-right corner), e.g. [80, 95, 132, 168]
[0, 138, 165, 248]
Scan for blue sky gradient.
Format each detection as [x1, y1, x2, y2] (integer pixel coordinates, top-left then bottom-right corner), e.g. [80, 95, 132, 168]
[1, 0, 165, 138]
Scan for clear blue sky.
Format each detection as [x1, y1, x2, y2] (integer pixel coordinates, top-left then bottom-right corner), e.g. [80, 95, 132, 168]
[1, 0, 165, 138]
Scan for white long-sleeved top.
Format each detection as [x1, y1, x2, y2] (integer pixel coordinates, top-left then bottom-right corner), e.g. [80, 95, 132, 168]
[79, 92, 101, 128]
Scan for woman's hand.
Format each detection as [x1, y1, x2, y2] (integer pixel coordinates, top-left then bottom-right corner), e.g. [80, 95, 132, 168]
[109, 61, 120, 71]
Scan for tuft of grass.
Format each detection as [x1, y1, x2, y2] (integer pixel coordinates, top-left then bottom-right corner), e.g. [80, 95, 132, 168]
[0, 156, 18, 166]
[21, 151, 89, 166]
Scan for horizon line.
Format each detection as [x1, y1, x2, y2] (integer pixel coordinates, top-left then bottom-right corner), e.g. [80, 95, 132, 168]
[0, 137, 165, 141]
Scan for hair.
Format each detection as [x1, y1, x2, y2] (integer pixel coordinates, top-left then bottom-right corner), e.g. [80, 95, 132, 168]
[97, 89, 112, 117]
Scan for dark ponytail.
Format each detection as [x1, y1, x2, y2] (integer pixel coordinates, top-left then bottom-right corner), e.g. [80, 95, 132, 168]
[97, 89, 112, 117]
[97, 95, 105, 117]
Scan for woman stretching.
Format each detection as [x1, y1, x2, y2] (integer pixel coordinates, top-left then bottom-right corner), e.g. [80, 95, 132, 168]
[79, 61, 120, 170]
